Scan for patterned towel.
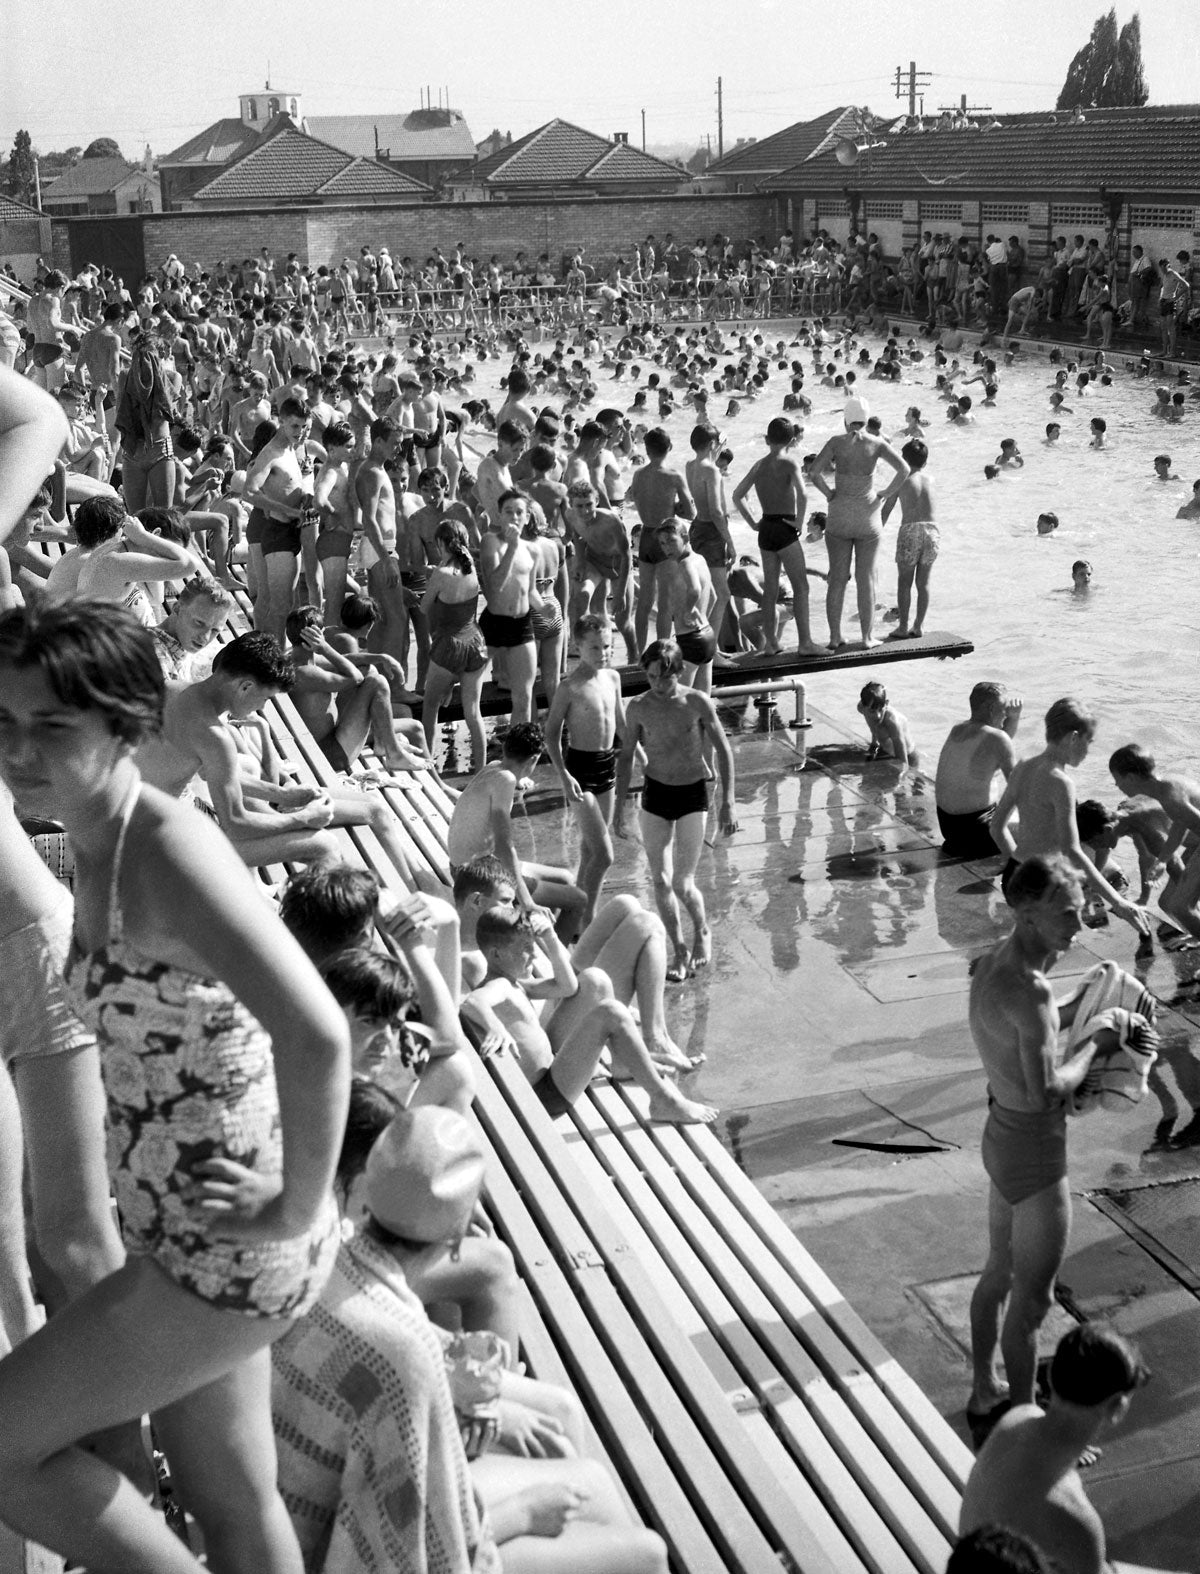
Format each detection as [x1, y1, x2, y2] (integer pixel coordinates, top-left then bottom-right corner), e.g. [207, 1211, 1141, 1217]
[1064, 961, 1159, 1115]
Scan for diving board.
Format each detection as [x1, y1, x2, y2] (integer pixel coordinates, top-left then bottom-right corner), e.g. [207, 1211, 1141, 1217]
[438, 630, 974, 720]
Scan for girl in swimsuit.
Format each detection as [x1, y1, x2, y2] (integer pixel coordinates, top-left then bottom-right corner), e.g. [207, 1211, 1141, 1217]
[523, 514, 568, 704]
[808, 396, 909, 650]
[0, 600, 349, 1573]
[421, 519, 490, 772]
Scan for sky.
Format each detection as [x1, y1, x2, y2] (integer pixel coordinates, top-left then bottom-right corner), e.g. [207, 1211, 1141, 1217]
[4, 0, 1199, 161]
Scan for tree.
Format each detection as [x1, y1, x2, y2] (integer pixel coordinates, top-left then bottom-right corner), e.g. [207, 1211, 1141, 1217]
[1056, 9, 1150, 108]
[1111, 14, 1149, 106]
[83, 137, 122, 160]
[7, 130, 36, 203]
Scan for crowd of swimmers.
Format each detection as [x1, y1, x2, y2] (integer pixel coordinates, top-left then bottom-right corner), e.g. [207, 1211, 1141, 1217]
[0, 225, 1196, 1571]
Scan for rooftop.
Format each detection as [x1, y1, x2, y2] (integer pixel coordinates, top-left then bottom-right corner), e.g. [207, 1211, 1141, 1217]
[0, 194, 46, 222]
[40, 157, 149, 199]
[158, 117, 266, 168]
[705, 106, 869, 177]
[474, 118, 685, 188]
[308, 108, 476, 163]
[192, 124, 429, 204]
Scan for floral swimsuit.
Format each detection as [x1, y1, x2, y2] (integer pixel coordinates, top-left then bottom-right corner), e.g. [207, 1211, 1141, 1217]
[64, 789, 338, 1319]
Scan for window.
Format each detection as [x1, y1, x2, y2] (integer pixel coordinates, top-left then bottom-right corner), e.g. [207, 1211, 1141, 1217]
[818, 199, 849, 216]
[289, 98, 298, 117]
[1051, 204, 1103, 227]
[921, 202, 962, 222]
[267, 97, 280, 117]
[865, 201, 903, 220]
[247, 98, 258, 121]
[1129, 206, 1196, 230]
[982, 203, 1029, 223]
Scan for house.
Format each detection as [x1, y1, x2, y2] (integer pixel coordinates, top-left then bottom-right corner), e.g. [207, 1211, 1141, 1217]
[40, 157, 161, 217]
[759, 101, 1200, 272]
[461, 119, 688, 201]
[307, 107, 476, 191]
[702, 107, 879, 193]
[0, 194, 52, 283]
[188, 122, 430, 209]
[158, 87, 305, 210]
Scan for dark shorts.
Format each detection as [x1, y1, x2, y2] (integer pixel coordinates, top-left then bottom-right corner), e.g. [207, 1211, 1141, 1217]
[261, 517, 302, 557]
[32, 343, 63, 368]
[981, 1098, 1067, 1205]
[533, 1067, 574, 1120]
[937, 804, 999, 860]
[565, 744, 618, 797]
[316, 528, 353, 562]
[429, 630, 489, 676]
[637, 531, 665, 566]
[689, 519, 732, 569]
[319, 733, 351, 774]
[246, 507, 268, 547]
[1161, 299, 1177, 318]
[401, 569, 430, 597]
[642, 775, 710, 822]
[758, 513, 800, 553]
[480, 607, 535, 648]
[676, 624, 717, 666]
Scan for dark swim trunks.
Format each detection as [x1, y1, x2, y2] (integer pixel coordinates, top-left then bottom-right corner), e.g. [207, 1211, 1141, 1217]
[637, 530, 665, 566]
[533, 1067, 574, 1120]
[401, 569, 430, 597]
[981, 1096, 1067, 1205]
[689, 519, 733, 569]
[261, 517, 301, 557]
[246, 507, 269, 547]
[564, 744, 618, 797]
[315, 528, 353, 562]
[641, 775, 710, 822]
[319, 733, 351, 774]
[937, 804, 1000, 859]
[479, 607, 535, 648]
[675, 624, 717, 666]
[758, 513, 800, 553]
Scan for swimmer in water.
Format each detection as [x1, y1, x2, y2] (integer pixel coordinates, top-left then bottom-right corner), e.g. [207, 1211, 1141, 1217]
[984, 464, 1001, 481]
[1044, 423, 1061, 445]
[1037, 512, 1060, 536]
[807, 396, 909, 650]
[1153, 454, 1179, 480]
[996, 439, 1023, 469]
[1049, 391, 1073, 417]
[1175, 480, 1200, 520]
[1071, 559, 1092, 592]
[1089, 417, 1107, 450]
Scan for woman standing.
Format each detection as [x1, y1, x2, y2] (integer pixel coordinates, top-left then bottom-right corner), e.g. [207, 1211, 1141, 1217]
[808, 397, 908, 650]
[421, 520, 491, 773]
[0, 600, 348, 1574]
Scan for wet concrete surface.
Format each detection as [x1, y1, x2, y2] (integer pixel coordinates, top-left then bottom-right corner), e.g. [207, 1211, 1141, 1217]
[511, 697, 1200, 1571]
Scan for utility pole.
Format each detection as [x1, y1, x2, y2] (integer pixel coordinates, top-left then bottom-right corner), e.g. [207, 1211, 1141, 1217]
[641, 108, 646, 152]
[716, 76, 724, 159]
[936, 92, 992, 117]
[893, 60, 932, 117]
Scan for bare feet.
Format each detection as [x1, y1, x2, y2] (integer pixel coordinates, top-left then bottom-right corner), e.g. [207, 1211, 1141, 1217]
[795, 640, 827, 657]
[665, 947, 692, 984]
[647, 1033, 699, 1073]
[712, 650, 738, 667]
[647, 1084, 719, 1125]
[690, 925, 712, 970]
[886, 627, 910, 641]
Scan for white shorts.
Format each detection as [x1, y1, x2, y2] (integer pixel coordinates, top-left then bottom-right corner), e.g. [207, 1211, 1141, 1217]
[0, 889, 94, 1068]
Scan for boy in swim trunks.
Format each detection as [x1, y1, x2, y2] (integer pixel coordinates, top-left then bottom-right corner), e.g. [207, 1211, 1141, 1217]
[615, 639, 737, 979]
[967, 855, 1113, 1433]
[881, 437, 938, 638]
[857, 681, 920, 767]
[654, 519, 718, 693]
[627, 427, 695, 650]
[564, 480, 637, 664]
[480, 489, 543, 726]
[545, 614, 626, 924]
[313, 419, 356, 629]
[935, 682, 1022, 858]
[731, 416, 825, 656]
[683, 423, 736, 664]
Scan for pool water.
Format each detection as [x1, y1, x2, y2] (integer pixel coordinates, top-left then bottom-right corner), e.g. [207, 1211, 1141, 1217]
[461, 326, 1199, 802]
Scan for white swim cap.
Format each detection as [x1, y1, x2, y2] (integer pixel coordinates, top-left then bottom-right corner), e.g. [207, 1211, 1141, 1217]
[844, 395, 870, 426]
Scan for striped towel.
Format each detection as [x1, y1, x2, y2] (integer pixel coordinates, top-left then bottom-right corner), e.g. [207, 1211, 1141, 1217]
[1064, 961, 1159, 1115]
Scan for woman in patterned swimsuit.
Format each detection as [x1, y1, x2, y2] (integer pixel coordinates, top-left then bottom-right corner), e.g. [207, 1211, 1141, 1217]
[0, 600, 350, 1574]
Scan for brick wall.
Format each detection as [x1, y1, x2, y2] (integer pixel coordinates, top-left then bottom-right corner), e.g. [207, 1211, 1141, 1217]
[0, 216, 51, 282]
[136, 193, 775, 275]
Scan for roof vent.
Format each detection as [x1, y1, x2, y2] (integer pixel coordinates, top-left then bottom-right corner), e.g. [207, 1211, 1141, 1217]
[613, 131, 629, 144]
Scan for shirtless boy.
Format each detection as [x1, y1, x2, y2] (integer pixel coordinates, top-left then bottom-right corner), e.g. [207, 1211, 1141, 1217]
[564, 480, 637, 664]
[1109, 743, 1200, 942]
[447, 721, 586, 941]
[731, 417, 824, 656]
[354, 416, 409, 670]
[615, 639, 737, 980]
[881, 437, 938, 638]
[935, 682, 1022, 857]
[683, 423, 736, 663]
[857, 681, 919, 767]
[135, 631, 339, 867]
[312, 418, 356, 628]
[242, 397, 316, 645]
[990, 698, 1149, 936]
[626, 427, 694, 649]
[462, 905, 715, 1125]
[967, 856, 1116, 1436]
[654, 520, 718, 693]
[961, 1322, 1183, 1573]
[480, 489, 543, 725]
[405, 467, 474, 689]
[476, 421, 528, 525]
[545, 614, 625, 923]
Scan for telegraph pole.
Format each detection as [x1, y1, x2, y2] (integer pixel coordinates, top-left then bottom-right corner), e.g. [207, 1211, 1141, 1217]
[937, 92, 992, 117]
[893, 60, 932, 117]
[716, 76, 724, 159]
[641, 108, 646, 151]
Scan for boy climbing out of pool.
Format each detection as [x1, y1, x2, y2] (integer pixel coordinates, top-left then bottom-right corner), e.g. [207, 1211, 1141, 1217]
[615, 639, 737, 980]
[1109, 743, 1200, 945]
[461, 905, 717, 1125]
[880, 437, 938, 639]
[544, 614, 625, 926]
[857, 681, 920, 767]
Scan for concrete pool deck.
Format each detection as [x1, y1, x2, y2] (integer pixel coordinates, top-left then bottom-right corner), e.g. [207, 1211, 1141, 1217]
[508, 695, 1200, 1571]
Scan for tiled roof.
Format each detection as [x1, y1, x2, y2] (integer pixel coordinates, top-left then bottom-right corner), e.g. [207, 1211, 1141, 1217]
[582, 142, 686, 184]
[41, 157, 141, 198]
[308, 110, 476, 162]
[706, 106, 864, 176]
[159, 117, 263, 167]
[193, 126, 429, 203]
[0, 194, 46, 221]
[476, 119, 612, 185]
[314, 158, 429, 198]
[766, 106, 1200, 194]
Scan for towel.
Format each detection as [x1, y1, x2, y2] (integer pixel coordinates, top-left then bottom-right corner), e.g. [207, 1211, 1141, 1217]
[1064, 960, 1159, 1115]
[114, 343, 172, 448]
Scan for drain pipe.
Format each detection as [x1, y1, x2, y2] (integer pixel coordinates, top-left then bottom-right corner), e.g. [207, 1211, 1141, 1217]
[713, 677, 809, 731]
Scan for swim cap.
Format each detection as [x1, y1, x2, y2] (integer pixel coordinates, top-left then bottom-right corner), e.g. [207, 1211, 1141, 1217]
[844, 395, 870, 426]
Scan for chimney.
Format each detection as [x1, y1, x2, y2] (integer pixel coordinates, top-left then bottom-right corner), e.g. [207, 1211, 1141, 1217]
[613, 131, 629, 144]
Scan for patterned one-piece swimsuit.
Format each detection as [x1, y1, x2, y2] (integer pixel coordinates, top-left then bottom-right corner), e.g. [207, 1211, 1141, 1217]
[64, 789, 338, 1318]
